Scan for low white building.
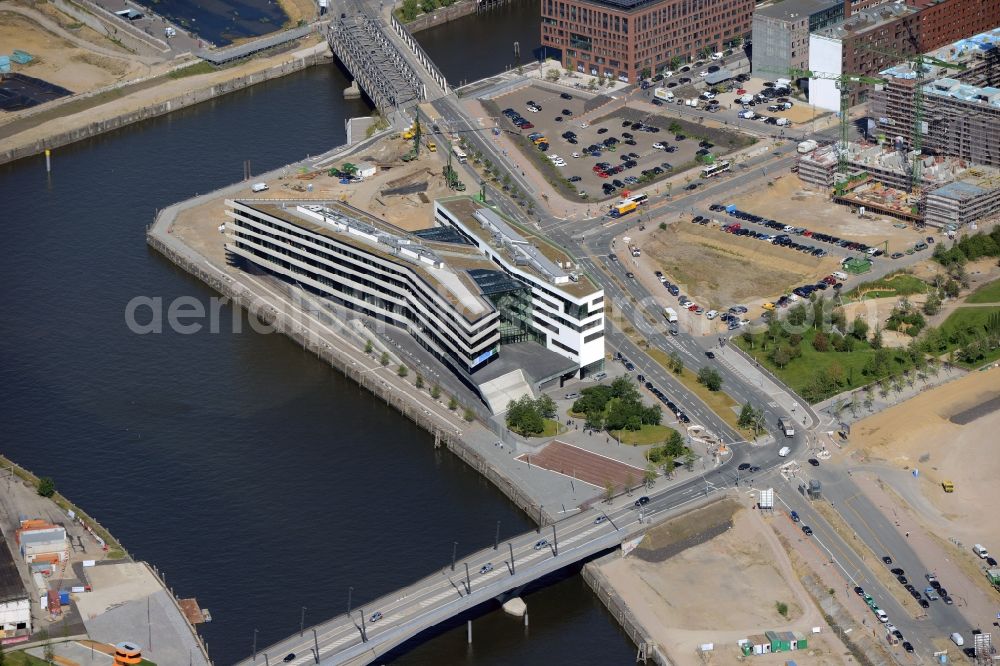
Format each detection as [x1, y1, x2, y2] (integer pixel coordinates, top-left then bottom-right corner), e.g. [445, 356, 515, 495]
[0, 535, 32, 643]
[19, 526, 67, 564]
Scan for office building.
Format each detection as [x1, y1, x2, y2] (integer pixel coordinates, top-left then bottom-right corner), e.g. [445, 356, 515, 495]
[751, 0, 843, 81]
[540, 0, 753, 84]
[224, 198, 604, 410]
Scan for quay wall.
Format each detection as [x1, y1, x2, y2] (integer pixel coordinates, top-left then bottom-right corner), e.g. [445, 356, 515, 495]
[0, 45, 330, 167]
[144, 227, 552, 529]
[401, 0, 477, 33]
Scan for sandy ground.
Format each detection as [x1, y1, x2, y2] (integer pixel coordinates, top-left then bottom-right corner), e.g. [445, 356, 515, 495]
[839, 295, 921, 349]
[2, 34, 326, 154]
[0, 9, 142, 95]
[628, 218, 839, 331]
[847, 364, 1000, 548]
[172, 138, 451, 260]
[731, 176, 928, 250]
[601, 506, 850, 665]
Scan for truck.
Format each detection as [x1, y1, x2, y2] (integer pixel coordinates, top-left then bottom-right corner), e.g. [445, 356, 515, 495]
[611, 201, 638, 218]
[779, 417, 795, 437]
[654, 87, 675, 102]
[797, 139, 818, 154]
[664, 307, 678, 323]
[973, 544, 990, 559]
[251, 182, 269, 193]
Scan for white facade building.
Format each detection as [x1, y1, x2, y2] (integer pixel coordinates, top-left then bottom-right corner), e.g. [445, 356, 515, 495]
[807, 33, 843, 112]
[225, 198, 604, 404]
[0, 536, 32, 643]
[434, 198, 605, 374]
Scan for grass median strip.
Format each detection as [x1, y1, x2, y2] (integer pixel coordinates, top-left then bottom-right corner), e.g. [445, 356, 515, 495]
[611, 423, 676, 445]
[646, 349, 745, 435]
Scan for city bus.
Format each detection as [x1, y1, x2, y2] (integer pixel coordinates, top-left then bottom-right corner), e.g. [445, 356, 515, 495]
[627, 193, 649, 205]
[700, 161, 731, 178]
[452, 145, 467, 163]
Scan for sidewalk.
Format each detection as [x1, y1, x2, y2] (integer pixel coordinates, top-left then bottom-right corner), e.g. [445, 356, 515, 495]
[715, 343, 814, 427]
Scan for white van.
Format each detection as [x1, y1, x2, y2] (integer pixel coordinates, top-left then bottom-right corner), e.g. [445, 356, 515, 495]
[832, 271, 848, 281]
[251, 182, 269, 193]
[778, 446, 791, 457]
[973, 544, 990, 559]
[951, 632, 964, 646]
[875, 609, 888, 623]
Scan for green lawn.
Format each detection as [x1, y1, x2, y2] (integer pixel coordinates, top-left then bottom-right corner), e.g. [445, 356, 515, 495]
[611, 424, 676, 445]
[538, 418, 562, 437]
[936, 306, 1000, 367]
[167, 61, 216, 79]
[966, 278, 1000, 304]
[846, 272, 928, 300]
[735, 328, 915, 402]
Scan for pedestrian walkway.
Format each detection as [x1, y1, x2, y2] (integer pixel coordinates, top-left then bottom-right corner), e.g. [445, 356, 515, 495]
[715, 344, 813, 428]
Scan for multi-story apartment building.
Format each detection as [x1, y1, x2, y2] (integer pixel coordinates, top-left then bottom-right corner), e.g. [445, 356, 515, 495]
[869, 29, 1000, 167]
[751, 0, 843, 81]
[224, 198, 604, 408]
[539, 0, 753, 84]
[807, 0, 999, 111]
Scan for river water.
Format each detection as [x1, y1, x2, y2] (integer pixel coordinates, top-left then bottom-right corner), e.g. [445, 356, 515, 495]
[0, 11, 634, 665]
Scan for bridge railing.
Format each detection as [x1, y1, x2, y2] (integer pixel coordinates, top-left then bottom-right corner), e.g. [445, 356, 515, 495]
[388, 13, 450, 96]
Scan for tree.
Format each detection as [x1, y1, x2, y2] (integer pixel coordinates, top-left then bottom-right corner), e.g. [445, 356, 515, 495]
[683, 449, 697, 471]
[419, 0, 436, 12]
[644, 463, 657, 488]
[463, 407, 475, 422]
[923, 292, 942, 315]
[604, 480, 615, 503]
[397, 364, 408, 378]
[545, 68, 561, 82]
[697, 366, 723, 391]
[669, 351, 684, 374]
[640, 67, 651, 80]
[448, 396, 458, 411]
[37, 477, 56, 498]
[812, 330, 830, 352]
[775, 601, 789, 618]
[660, 454, 676, 478]
[870, 327, 883, 350]
[415, 374, 424, 389]
[587, 77, 598, 91]
[668, 121, 683, 134]
[431, 384, 441, 399]
[400, 0, 419, 20]
[536, 394, 557, 420]
[380, 351, 390, 366]
[771, 345, 791, 368]
[365, 339, 373, 354]
[738, 401, 755, 429]
[505, 395, 544, 435]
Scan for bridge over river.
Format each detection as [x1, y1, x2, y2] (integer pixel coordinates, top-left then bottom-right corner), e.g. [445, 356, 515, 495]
[235, 471, 731, 665]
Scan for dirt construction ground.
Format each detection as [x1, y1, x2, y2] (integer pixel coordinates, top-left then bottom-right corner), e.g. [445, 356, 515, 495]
[172, 136, 451, 261]
[847, 364, 1000, 549]
[731, 176, 927, 250]
[0, 9, 141, 96]
[600, 501, 849, 665]
[629, 218, 839, 331]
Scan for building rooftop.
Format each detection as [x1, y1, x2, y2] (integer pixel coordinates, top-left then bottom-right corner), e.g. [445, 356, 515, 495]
[925, 27, 1000, 66]
[0, 531, 27, 603]
[754, 0, 841, 21]
[550, 0, 668, 13]
[923, 78, 1000, 109]
[929, 180, 988, 200]
[437, 196, 599, 298]
[813, 3, 916, 40]
[242, 201, 497, 321]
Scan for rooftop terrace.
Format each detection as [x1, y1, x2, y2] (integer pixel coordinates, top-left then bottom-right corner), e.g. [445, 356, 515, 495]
[437, 196, 599, 298]
[241, 201, 496, 320]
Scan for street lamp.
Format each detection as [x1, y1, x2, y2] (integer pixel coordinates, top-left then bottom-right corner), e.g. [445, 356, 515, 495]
[300, 606, 307, 637]
[347, 586, 353, 615]
[452, 541, 458, 571]
[252, 628, 258, 662]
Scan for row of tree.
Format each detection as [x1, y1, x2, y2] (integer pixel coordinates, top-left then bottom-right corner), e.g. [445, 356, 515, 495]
[398, 0, 457, 22]
[933, 228, 1000, 267]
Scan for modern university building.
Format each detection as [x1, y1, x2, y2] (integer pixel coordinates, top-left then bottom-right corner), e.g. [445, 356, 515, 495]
[224, 196, 604, 412]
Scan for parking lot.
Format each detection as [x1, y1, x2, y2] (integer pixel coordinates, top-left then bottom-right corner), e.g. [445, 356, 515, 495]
[487, 82, 752, 203]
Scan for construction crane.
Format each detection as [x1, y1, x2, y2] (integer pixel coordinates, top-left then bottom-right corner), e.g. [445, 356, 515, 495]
[786, 68, 886, 176]
[853, 42, 967, 191]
